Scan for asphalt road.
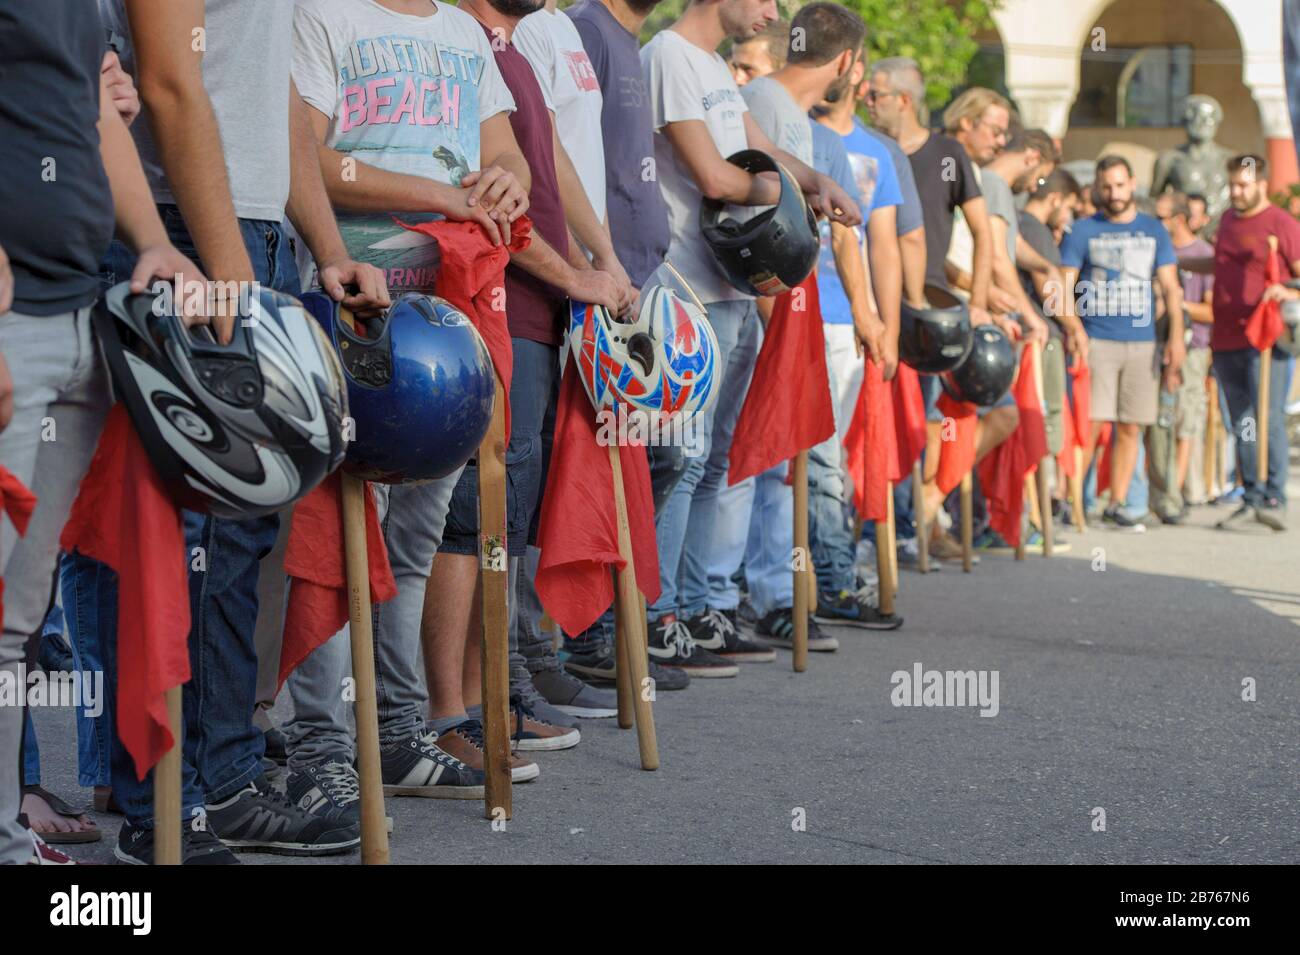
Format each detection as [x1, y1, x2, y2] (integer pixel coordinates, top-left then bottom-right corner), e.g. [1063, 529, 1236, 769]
[29, 472, 1300, 865]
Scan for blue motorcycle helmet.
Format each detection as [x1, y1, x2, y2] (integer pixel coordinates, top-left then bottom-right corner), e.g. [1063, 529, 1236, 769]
[301, 291, 495, 484]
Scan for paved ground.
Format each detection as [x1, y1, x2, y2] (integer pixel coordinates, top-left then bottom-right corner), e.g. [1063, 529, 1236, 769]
[31, 471, 1300, 865]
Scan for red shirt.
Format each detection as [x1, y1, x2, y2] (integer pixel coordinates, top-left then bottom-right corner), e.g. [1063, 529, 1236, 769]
[486, 23, 570, 346]
[1212, 204, 1300, 351]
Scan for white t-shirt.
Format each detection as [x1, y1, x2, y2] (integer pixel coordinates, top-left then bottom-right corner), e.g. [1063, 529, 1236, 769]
[293, 0, 515, 293]
[642, 29, 749, 304]
[513, 7, 605, 224]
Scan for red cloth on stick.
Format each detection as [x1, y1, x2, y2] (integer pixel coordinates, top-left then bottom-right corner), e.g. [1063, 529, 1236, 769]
[59, 406, 189, 780]
[727, 277, 835, 485]
[0, 466, 38, 629]
[279, 472, 395, 688]
[843, 359, 900, 521]
[978, 346, 1048, 548]
[398, 214, 534, 439]
[934, 392, 978, 495]
[1057, 358, 1092, 478]
[1244, 247, 1284, 352]
[892, 362, 928, 475]
[535, 368, 660, 636]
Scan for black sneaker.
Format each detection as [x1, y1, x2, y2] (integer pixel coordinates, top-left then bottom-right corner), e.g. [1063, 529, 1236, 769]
[814, 589, 903, 631]
[563, 640, 691, 690]
[686, 608, 775, 662]
[1101, 504, 1146, 531]
[206, 776, 359, 855]
[380, 729, 485, 799]
[647, 617, 738, 677]
[754, 607, 839, 652]
[114, 820, 240, 865]
[1255, 499, 1287, 531]
[286, 760, 360, 825]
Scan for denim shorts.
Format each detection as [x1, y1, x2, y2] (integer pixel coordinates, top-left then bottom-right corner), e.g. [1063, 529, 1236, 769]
[441, 338, 559, 557]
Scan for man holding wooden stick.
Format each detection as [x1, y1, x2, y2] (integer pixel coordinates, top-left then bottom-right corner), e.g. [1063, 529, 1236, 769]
[1182, 154, 1300, 530]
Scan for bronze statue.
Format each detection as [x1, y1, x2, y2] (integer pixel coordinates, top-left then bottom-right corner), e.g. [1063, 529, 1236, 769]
[1151, 95, 1234, 217]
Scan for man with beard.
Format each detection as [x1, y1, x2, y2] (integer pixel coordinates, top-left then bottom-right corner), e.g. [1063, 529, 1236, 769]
[1060, 155, 1185, 529]
[641, 0, 860, 672]
[1184, 155, 1300, 529]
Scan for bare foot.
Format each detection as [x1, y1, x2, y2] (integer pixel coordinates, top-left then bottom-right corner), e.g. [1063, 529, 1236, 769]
[21, 791, 97, 836]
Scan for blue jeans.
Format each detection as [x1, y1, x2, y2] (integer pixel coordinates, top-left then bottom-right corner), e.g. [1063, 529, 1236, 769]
[1213, 347, 1292, 505]
[88, 209, 300, 827]
[650, 300, 759, 621]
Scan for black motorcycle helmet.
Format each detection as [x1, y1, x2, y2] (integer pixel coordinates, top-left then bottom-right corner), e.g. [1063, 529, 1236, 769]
[941, 323, 1016, 407]
[899, 285, 974, 374]
[699, 149, 819, 297]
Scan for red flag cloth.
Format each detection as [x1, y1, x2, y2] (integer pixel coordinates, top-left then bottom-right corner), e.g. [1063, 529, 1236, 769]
[843, 359, 900, 521]
[279, 471, 396, 687]
[727, 277, 835, 485]
[397, 214, 533, 439]
[1057, 358, 1092, 478]
[535, 368, 660, 636]
[59, 405, 189, 780]
[892, 362, 928, 475]
[0, 465, 38, 629]
[1244, 247, 1284, 351]
[978, 346, 1048, 548]
[934, 392, 978, 495]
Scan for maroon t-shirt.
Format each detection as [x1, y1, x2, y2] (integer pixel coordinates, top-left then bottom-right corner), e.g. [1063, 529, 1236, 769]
[487, 22, 569, 345]
[1212, 204, 1300, 351]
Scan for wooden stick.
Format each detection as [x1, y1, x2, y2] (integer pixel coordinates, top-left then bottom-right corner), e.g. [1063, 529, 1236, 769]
[1037, 464, 1054, 556]
[341, 474, 391, 864]
[613, 581, 633, 730]
[1016, 474, 1032, 561]
[876, 490, 896, 616]
[960, 472, 973, 573]
[1204, 376, 1219, 498]
[792, 451, 810, 672]
[1071, 446, 1086, 530]
[477, 375, 511, 820]
[153, 686, 182, 865]
[885, 481, 899, 597]
[608, 443, 658, 769]
[913, 462, 929, 573]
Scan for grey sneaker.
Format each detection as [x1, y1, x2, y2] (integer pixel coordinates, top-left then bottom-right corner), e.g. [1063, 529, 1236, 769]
[286, 760, 360, 826]
[1255, 499, 1287, 531]
[380, 730, 485, 799]
[510, 666, 579, 729]
[531, 663, 619, 718]
[563, 641, 691, 690]
[205, 776, 359, 855]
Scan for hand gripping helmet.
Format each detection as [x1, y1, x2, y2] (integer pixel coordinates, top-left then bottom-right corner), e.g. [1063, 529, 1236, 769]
[301, 291, 495, 484]
[93, 281, 348, 518]
[900, 285, 975, 374]
[699, 149, 819, 297]
[941, 323, 1017, 407]
[565, 286, 719, 425]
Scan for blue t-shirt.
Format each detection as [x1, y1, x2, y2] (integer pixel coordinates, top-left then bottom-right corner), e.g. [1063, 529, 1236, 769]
[815, 117, 903, 325]
[1059, 212, 1177, 341]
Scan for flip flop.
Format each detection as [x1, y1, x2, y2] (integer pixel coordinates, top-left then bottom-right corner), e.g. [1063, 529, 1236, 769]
[20, 785, 102, 844]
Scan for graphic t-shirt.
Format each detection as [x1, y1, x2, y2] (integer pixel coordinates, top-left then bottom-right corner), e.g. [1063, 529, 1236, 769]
[815, 119, 902, 325]
[1210, 205, 1300, 351]
[568, 0, 670, 288]
[1, 0, 113, 315]
[1059, 212, 1177, 342]
[514, 7, 605, 222]
[643, 29, 749, 304]
[293, 0, 515, 293]
[908, 132, 980, 291]
[1175, 237, 1214, 349]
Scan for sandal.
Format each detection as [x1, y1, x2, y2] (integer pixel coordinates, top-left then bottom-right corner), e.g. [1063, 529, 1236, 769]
[20, 785, 102, 844]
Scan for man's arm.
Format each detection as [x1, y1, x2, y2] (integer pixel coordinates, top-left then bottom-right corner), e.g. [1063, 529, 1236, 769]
[551, 120, 631, 309]
[126, 0, 252, 286]
[867, 207, 901, 379]
[959, 195, 993, 315]
[900, 226, 927, 307]
[510, 232, 621, 311]
[830, 221, 882, 367]
[988, 216, 1047, 343]
[286, 85, 388, 313]
[662, 119, 780, 205]
[742, 113, 860, 226]
[1186, 289, 1213, 325]
[1157, 262, 1185, 384]
[98, 71, 209, 322]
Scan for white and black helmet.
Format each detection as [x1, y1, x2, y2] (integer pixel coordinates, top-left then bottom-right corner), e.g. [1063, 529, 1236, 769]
[93, 281, 348, 518]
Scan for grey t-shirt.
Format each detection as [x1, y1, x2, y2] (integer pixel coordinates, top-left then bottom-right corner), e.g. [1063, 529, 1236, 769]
[740, 76, 812, 166]
[865, 126, 923, 236]
[99, 0, 291, 221]
[981, 167, 1018, 262]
